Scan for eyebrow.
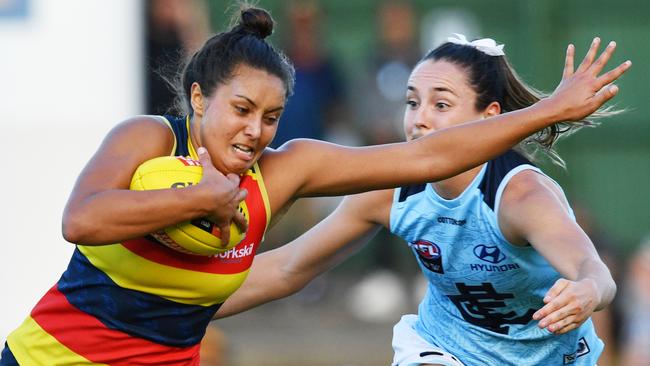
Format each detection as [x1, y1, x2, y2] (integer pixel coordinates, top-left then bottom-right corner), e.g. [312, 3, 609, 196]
[234, 94, 284, 113]
[406, 85, 458, 97]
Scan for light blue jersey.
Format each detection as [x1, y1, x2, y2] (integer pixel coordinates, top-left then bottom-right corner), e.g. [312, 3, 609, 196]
[390, 150, 603, 366]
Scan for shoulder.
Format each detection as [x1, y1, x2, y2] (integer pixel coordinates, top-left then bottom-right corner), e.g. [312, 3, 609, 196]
[267, 138, 337, 158]
[257, 138, 340, 189]
[110, 115, 172, 136]
[87, 115, 177, 169]
[500, 170, 567, 210]
[104, 115, 174, 151]
[498, 170, 571, 244]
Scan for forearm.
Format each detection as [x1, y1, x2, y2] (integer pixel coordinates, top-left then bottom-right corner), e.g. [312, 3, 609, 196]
[62, 187, 211, 245]
[217, 226, 379, 319]
[298, 101, 560, 196]
[216, 196, 384, 318]
[413, 100, 558, 181]
[216, 249, 300, 318]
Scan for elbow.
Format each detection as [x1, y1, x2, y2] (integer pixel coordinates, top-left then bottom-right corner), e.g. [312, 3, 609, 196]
[62, 213, 83, 244]
[607, 274, 618, 303]
[595, 269, 617, 311]
[62, 209, 96, 244]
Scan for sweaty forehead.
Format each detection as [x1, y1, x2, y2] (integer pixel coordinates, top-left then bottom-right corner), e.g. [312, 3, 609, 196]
[407, 60, 471, 94]
[221, 65, 286, 104]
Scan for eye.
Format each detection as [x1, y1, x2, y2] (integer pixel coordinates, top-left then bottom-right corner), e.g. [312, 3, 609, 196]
[234, 105, 249, 114]
[435, 102, 450, 110]
[264, 115, 279, 125]
[406, 99, 419, 109]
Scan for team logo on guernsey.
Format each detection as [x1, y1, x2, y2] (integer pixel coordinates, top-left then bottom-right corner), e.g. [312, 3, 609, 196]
[216, 243, 255, 261]
[409, 240, 444, 274]
[563, 337, 590, 364]
[473, 245, 506, 264]
[448, 282, 536, 334]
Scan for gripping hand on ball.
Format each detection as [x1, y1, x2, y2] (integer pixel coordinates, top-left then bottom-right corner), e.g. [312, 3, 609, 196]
[197, 147, 248, 247]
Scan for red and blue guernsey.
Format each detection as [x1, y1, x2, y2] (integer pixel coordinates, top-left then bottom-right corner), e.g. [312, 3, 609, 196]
[2, 116, 272, 365]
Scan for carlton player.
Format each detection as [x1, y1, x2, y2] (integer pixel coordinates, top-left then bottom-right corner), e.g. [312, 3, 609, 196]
[215, 35, 626, 365]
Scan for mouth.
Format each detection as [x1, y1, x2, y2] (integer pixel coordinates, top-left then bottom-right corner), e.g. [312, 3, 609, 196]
[232, 143, 255, 161]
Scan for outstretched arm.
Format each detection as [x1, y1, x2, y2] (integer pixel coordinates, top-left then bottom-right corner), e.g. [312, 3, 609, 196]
[498, 171, 616, 335]
[215, 189, 392, 318]
[263, 38, 631, 199]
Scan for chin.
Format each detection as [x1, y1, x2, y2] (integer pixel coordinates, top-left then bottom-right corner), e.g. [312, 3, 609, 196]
[227, 162, 253, 176]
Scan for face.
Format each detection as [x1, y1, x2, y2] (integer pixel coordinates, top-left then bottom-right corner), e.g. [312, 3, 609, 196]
[193, 64, 286, 175]
[403, 60, 498, 141]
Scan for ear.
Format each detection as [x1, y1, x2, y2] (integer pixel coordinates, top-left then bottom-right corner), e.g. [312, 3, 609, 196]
[483, 101, 501, 118]
[190, 82, 204, 117]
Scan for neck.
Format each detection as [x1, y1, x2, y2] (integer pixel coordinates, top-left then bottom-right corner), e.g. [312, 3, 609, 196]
[430, 164, 485, 200]
[188, 114, 202, 151]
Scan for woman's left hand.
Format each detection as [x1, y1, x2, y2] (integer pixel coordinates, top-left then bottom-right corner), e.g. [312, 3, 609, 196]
[533, 278, 600, 334]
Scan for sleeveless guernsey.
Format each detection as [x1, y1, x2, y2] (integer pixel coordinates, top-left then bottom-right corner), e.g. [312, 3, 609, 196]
[390, 150, 603, 366]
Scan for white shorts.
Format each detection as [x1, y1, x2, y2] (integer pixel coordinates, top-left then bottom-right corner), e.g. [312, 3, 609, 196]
[392, 314, 465, 366]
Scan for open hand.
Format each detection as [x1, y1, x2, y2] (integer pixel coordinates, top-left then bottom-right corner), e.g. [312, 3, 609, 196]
[548, 37, 631, 122]
[532, 278, 600, 335]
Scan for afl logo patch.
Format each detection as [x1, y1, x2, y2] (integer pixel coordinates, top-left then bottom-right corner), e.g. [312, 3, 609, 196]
[473, 245, 506, 264]
[409, 240, 444, 274]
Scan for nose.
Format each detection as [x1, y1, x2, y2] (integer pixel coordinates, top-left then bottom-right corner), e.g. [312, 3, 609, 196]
[413, 107, 433, 131]
[243, 117, 262, 140]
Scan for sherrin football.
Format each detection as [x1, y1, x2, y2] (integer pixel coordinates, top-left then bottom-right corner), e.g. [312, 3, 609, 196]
[129, 156, 247, 256]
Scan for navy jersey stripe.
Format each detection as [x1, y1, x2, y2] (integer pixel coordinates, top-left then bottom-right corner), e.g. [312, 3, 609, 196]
[478, 150, 534, 210]
[57, 249, 220, 347]
[0, 343, 19, 366]
[398, 184, 427, 202]
[164, 115, 190, 157]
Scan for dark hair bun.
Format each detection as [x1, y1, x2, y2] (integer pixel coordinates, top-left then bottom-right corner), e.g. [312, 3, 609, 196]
[239, 7, 274, 39]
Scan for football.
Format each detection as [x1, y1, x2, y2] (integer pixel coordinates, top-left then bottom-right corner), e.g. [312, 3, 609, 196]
[129, 155, 247, 256]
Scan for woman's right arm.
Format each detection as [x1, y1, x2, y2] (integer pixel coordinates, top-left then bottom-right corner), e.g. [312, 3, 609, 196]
[215, 189, 392, 318]
[62, 116, 246, 245]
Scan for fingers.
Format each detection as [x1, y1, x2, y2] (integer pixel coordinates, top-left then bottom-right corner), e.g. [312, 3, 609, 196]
[590, 41, 617, 75]
[576, 37, 601, 73]
[218, 223, 231, 248]
[597, 60, 632, 87]
[232, 210, 248, 233]
[591, 84, 620, 108]
[197, 146, 212, 167]
[534, 291, 583, 334]
[543, 313, 580, 334]
[533, 297, 560, 322]
[235, 187, 248, 202]
[544, 279, 570, 304]
[532, 279, 569, 322]
[552, 317, 580, 335]
[233, 188, 248, 232]
[533, 278, 599, 335]
[226, 173, 241, 186]
[562, 44, 575, 79]
[538, 302, 583, 334]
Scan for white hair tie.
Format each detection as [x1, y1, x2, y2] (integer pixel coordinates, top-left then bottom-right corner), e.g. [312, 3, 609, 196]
[447, 33, 505, 56]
